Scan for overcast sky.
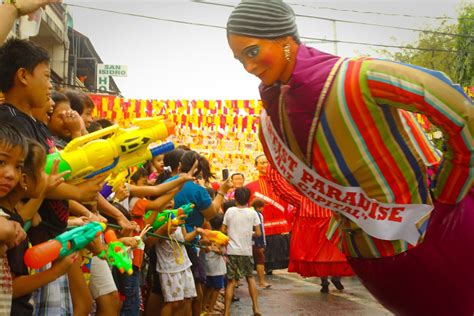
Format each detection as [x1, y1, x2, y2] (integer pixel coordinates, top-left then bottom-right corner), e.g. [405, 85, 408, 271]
[66, 0, 466, 99]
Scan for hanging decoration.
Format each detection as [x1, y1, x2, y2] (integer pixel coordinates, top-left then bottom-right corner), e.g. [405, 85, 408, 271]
[89, 95, 264, 180]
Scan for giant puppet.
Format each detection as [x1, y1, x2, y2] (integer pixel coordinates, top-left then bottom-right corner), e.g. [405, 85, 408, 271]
[226, 1, 474, 315]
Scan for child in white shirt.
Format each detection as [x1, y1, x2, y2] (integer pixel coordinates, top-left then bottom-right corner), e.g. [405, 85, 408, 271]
[154, 200, 199, 316]
[222, 187, 262, 316]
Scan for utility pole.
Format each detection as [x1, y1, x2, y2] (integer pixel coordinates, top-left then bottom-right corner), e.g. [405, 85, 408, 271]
[332, 20, 338, 55]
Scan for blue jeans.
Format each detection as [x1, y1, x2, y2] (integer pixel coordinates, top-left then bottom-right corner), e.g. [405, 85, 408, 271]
[113, 267, 141, 316]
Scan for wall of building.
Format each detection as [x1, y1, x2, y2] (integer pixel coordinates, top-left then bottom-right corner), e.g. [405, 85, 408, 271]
[29, 5, 69, 83]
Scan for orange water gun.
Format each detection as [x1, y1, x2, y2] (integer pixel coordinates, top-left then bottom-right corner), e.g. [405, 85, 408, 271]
[199, 229, 229, 246]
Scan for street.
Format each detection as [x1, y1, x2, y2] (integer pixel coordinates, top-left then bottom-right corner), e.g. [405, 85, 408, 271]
[231, 270, 392, 315]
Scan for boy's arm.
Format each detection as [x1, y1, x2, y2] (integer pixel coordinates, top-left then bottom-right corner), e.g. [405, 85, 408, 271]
[97, 195, 135, 236]
[253, 212, 262, 238]
[184, 226, 198, 242]
[129, 175, 188, 198]
[16, 198, 43, 222]
[69, 201, 107, 224]
[1, 0, 63, 43]
[200, 179, 233, 221]
[130, 193, 175, 228]
[253, 224, 262, 238]
[209, 244, 223, 255]
[145, 190, 177, 211]
[0, 3, 18, 44]
[144, 224, 169, 248]
[46, 173, 108, 202]
[140, 190, 178, 227]
[0, 217, 16, 243]
[11, 251, 76, 298]
[69, 200, 94, 218]
[221, 224, 227, 235]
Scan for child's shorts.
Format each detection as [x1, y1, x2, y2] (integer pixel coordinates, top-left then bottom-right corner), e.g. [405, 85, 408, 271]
[226, 255, 254, 281]
[252, 246, 265, 265]
[159, 268, 197, 302]
[89, 256, 118, 299]
[206, 275, 225, 290]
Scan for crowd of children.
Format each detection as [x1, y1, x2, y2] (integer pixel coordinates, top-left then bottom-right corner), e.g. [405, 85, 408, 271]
[0, 37, 272, 316]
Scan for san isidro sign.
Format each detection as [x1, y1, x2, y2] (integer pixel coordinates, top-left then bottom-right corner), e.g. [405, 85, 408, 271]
[96, 64, 128, 92]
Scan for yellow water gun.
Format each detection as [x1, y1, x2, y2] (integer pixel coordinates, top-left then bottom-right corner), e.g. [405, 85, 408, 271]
[108, 168, 135, 193]
[100, 167, 136, 199]
[200, 229, 230, 246]
[45, 117, 175, 182]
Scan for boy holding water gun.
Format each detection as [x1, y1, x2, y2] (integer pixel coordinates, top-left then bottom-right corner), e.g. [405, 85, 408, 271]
[0, 38, 110, 315]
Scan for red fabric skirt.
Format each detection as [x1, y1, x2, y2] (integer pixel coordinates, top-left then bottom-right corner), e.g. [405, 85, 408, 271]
[289, 215, 354, 277]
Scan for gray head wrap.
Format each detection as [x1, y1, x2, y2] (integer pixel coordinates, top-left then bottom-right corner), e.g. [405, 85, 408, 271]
[226, 0, 299, 39]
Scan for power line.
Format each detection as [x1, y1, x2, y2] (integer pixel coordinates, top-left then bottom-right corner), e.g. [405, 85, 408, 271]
[195, 1, 474, 39]
[295, 13, 472, 39]
[287, 3, 474, 22]
[66, 4, 471, 53]
[66, 3, 225, 30]
[302, 38, 458, 53]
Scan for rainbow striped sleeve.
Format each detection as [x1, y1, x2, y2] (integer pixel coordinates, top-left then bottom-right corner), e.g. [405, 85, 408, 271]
[399, 110, 442, 167]
[363, 59, 473, 204]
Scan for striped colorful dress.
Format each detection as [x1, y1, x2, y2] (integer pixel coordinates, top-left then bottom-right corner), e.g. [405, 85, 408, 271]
[259, 44, 474, 315]
[267, 167, 353, 278]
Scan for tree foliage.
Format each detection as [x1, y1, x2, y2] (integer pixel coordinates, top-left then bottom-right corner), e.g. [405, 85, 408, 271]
[379, 4, 473, 86]
[377, 5, 473, 151]
[454, 4, 474, 86]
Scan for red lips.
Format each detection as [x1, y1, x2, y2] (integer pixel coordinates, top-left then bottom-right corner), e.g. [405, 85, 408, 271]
[0, 183, 13, 194]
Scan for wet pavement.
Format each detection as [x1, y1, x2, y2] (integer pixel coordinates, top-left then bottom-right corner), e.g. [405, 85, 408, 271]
[231, 270, 392, 315]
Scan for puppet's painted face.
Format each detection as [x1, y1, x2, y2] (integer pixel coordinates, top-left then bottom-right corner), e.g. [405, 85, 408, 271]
[228, 34, 290, 86]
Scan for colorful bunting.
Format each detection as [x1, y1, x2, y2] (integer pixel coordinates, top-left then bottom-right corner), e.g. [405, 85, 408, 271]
[89, 95, 264, 180]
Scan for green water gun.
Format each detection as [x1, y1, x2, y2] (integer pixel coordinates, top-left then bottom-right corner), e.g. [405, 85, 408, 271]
[98, 230, 133, 275]
[144, 203, 195, 231]
[24, 222, 106, 269]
